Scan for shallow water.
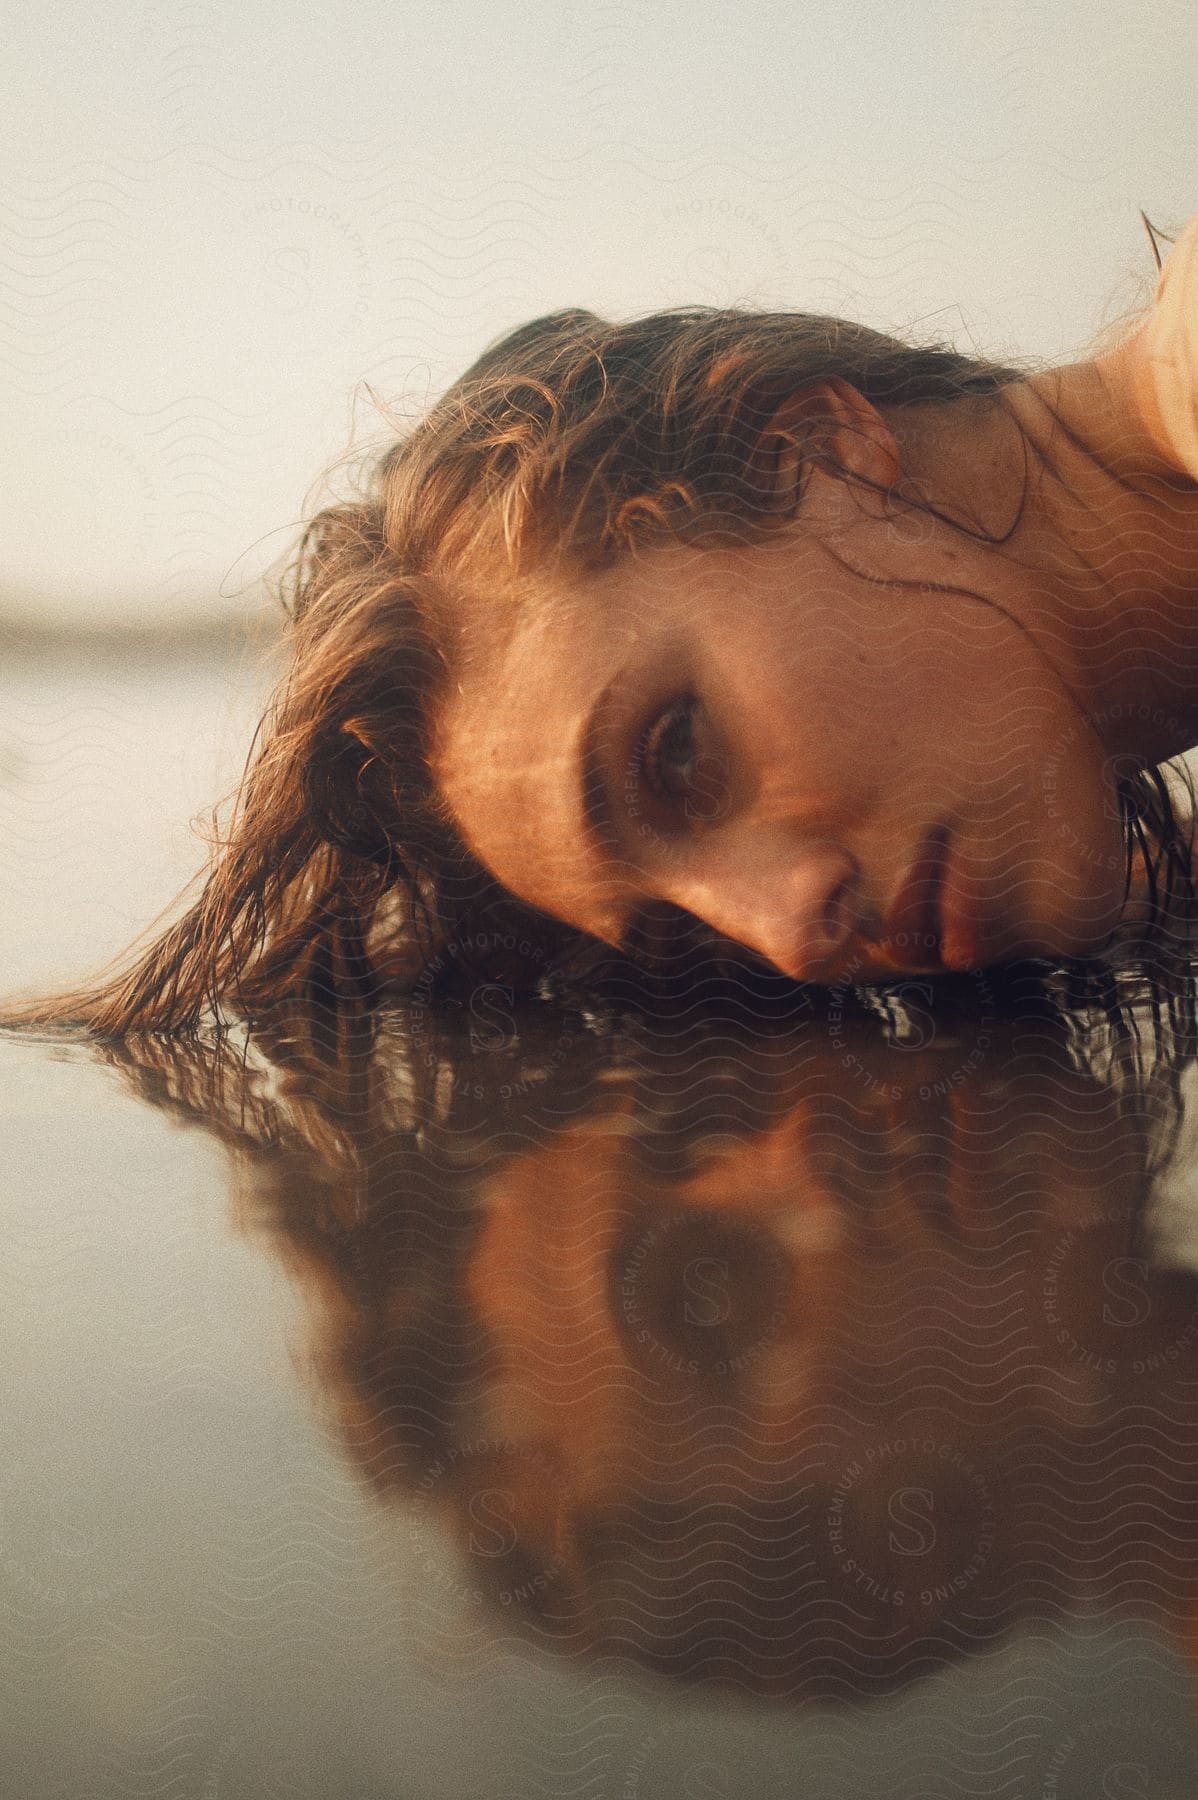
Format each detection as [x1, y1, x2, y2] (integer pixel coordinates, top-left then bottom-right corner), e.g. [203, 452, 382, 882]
[6, 984, 1198, 1799]
[6, 659, 1198, 1797]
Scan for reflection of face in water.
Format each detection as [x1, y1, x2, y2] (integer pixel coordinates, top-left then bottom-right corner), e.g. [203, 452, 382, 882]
[107, 989, 1198, 1706]
[453, 1028, 1198, 1688]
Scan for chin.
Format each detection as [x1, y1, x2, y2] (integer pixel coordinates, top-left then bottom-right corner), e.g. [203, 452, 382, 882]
[978, 844, 1129, 967]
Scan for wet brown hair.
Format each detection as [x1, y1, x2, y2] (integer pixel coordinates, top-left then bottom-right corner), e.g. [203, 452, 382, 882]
[6, 302, 1195, 1035]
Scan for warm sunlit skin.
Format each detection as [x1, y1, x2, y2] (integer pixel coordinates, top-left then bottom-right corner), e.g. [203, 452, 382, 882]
[435, 338, 1198, 983]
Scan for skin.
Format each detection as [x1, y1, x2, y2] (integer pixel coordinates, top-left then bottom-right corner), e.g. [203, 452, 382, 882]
[434, 332, 1198, 982]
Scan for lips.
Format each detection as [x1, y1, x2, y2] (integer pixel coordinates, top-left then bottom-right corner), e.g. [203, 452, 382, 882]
[881, 825, 951, 970]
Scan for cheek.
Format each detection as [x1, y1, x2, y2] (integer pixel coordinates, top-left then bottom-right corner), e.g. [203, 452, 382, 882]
[764, 603, 1029, 761]
[1019, 731, 1130, 947]
[769, 631, 1039, 799]
[1034, 727, 1122, 850]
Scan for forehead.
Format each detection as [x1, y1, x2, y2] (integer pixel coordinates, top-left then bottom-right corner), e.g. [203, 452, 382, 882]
[431, 543, 753, 938]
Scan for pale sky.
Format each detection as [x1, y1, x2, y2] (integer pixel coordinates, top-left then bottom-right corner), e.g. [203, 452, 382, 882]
[3, 0, 1196, 623]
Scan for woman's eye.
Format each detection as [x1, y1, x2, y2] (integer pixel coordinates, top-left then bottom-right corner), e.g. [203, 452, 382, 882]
[634, 697, 732, 828]
[640, 699, 701, 808]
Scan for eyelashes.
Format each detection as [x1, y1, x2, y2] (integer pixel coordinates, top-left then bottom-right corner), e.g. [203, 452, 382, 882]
[638, 696, 700, 808]
[632, 695, 733, 831]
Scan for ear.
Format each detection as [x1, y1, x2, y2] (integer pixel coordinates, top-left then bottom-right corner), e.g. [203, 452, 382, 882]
[756, 376, 903, 507]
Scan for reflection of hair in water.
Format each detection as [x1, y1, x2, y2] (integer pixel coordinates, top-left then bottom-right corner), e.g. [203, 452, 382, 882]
[8, 274, 1197, 1035]
[96, 974, 1198, 1703]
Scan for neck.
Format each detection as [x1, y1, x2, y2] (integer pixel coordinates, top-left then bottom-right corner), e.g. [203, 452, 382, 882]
[897, 356, 1198, 765]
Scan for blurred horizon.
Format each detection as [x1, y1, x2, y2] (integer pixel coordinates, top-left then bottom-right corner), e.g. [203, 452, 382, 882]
[0, 590, 280, 648]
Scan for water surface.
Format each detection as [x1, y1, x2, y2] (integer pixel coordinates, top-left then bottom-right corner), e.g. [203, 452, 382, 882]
[5, 974, 1198, 1797]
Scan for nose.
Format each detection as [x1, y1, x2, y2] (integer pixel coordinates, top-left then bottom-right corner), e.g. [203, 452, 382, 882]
[675, 836, 864, 981]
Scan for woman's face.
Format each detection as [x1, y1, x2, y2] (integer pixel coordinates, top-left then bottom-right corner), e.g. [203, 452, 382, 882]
[434, 466, 1127, 982]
